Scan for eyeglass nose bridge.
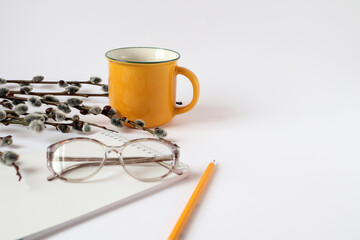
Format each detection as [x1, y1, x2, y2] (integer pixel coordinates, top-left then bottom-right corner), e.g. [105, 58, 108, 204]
[106, 148, 119, 154]
[104, 147, 123, 164]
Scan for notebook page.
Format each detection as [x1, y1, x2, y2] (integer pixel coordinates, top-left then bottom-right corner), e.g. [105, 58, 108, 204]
[0, 131, 190, 240]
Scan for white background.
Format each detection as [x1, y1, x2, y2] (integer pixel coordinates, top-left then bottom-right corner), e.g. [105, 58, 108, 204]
[1, 0, 360, 239]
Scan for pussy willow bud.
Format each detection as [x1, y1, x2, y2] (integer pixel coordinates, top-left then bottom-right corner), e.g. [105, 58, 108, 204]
[56, 124, 71, 133]
[0, 78, 7, 84]
[110, 117, 123, 128]
[82, 122, 91, 133]
[43, 95, 59, 102]
[20, 86, 33, 94]
[135, 119, 146, 128]
[14, 103, 28, 115]
[0, 110, 7, 121]
[58, 80, 68, 88]
[32, 75, 44, 82]
[65, 85, 79, 94]
[1, 136, 13, 146]
[0, 151, 19, 165]
[154, 128, 167, 138]
[24, 113, 45, 124]
[29, 120, 45, 134]
[29, 97, 42, 107]
[101, 84, 109, 92]
[57, 103, 71, 114]
[90, 76, 102, 84]
[89, 106, 102, 115]
[0, 87, 10, 97]
[67, 97, 83, 107]
[53, 110, 66, 122]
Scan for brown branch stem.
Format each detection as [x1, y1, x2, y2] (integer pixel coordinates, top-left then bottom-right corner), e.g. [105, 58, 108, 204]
[1, 119, 27, 126]
[84, 122, 117, 132]
[43, 121, 63, 127]
[10, 91, 108, 97]
[12, 162, 22, 181]
[63, 117, 117, 133]
[6, 80, 103, 86]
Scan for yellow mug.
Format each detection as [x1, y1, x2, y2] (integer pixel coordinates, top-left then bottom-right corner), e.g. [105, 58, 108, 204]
[106, 47, 200, 128]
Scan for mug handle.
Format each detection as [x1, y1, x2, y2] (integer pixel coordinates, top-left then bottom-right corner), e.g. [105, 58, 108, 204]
[174, 66, 200, 115]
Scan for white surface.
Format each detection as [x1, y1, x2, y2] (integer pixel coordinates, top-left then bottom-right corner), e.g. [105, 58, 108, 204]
[0, 0, 359, 239]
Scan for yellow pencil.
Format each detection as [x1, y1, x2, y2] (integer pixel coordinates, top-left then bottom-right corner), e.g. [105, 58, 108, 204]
[168, 160, 216, 240]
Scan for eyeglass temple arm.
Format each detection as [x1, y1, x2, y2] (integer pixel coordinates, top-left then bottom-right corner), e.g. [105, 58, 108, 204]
[47, 156, 183, 181]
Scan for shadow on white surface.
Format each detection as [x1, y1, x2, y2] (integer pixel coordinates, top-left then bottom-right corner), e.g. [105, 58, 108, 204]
[165, 101, 241, 128]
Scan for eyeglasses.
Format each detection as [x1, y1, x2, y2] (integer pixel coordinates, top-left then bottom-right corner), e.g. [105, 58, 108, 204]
[46, 137, 182, 183]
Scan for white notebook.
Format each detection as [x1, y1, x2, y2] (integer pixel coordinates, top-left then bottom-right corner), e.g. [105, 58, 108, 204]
[0, 131, 190, 240]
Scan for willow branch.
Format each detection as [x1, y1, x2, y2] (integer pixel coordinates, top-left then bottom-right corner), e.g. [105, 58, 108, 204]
[1, 119, 27, 126]
[44, 120, 116, 133]
[64, 117, 117, 133]
[0, 95, 158, 137]
[10, 91, 108, 97]
[1, 95, 104, 117]
[6, 80, 103, 86]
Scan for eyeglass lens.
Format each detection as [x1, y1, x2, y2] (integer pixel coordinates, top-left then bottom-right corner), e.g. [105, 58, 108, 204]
[122, 140, 176, 179]
[52, 139, 106, 181]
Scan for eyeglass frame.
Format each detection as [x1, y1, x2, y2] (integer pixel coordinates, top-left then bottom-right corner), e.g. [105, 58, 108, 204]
[46, 137, 182, 183]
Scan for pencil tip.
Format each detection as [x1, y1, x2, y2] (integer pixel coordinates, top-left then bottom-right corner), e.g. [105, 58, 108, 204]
[212, 160, 215, 164]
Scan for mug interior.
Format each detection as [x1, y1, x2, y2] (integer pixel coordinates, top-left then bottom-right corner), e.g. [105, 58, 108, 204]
[106, 47, 180, 64]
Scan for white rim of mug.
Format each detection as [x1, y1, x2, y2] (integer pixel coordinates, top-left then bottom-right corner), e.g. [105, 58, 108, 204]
[105, 47, 181, 64]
